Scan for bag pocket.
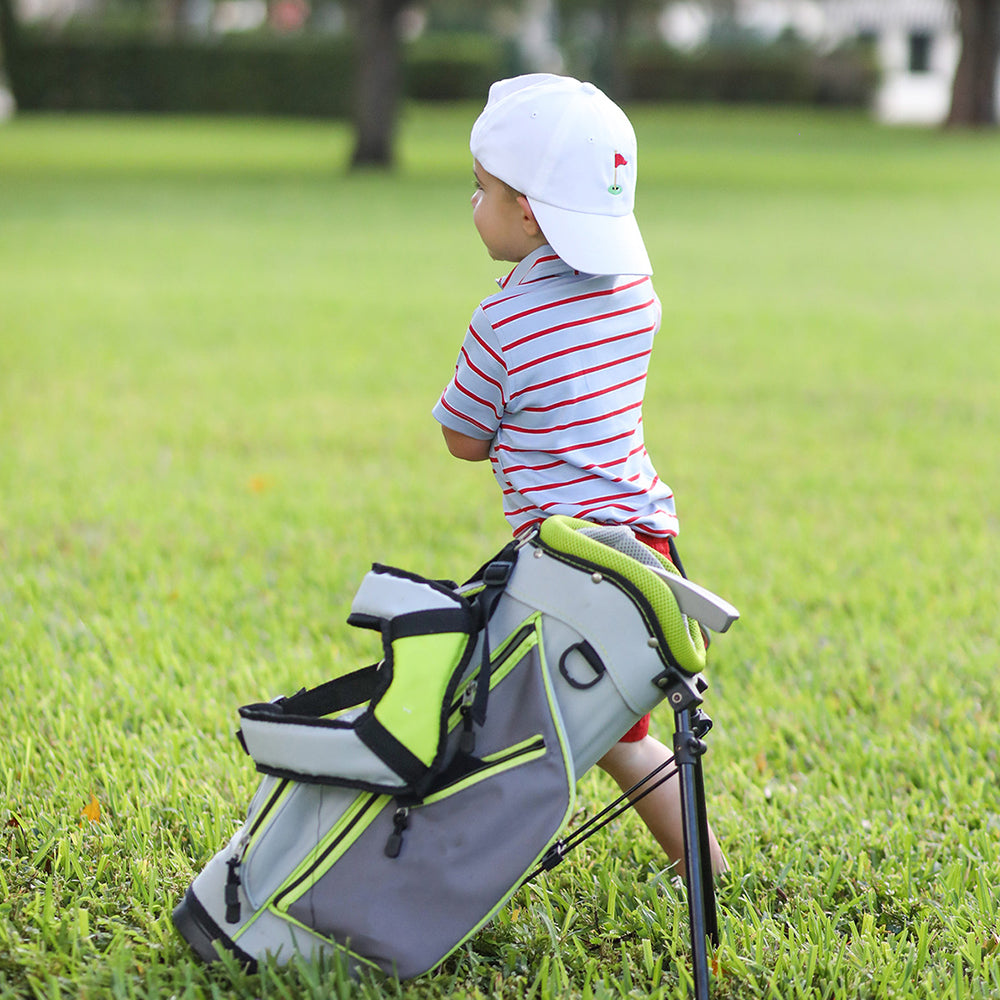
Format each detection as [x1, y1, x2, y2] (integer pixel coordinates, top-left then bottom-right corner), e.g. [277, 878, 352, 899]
[241, 782, 387, 911]
[286, 727, 572, 979]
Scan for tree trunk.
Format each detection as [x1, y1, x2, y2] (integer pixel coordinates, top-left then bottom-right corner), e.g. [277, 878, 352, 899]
[599, 0, 633, 101]
[946, 0, 1000, 126]
[0, 0, 19, 100]
[350, 0, 408, 169]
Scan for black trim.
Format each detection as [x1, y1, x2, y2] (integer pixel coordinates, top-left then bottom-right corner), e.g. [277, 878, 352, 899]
[427, 736, 546, 795]
[238, 664, 383, 727]
[172, 887, 257, 970]
[535, 539, 694, 677]
[461, 540, 520, 588]
[667, 536, 687, 579]
[558, 641, 606, 690]
[356, 713, 431, 792]
[238, 707, 359, 731]
[446, 622, 537, 717]
[467, 550, 519, 727]
[272, 794, 384, 910]
[386, 607, 477, 641]
[280, 664, 382, 717]
[252, 761, 411, 796]
[246, 778, 289, 840]
[369, 562, 469, 603]
[346, 612, 382, 632]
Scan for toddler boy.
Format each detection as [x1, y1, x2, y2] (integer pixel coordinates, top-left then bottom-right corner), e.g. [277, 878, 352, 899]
[433, 74, 725, 877]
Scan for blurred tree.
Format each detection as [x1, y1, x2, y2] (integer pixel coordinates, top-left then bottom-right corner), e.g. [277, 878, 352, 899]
[0, 0, 18, 114]
[556, 0, 644, 99]
[557, 0, 740, 100]
[946, 0, 999, 125]
[349, 0, 409, 167]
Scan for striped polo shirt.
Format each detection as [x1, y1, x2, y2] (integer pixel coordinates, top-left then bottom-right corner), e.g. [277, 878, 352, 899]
[434, 245, 677, 539]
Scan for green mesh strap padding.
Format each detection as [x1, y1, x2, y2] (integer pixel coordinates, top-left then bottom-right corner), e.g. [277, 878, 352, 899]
[537, 516, 707, 675]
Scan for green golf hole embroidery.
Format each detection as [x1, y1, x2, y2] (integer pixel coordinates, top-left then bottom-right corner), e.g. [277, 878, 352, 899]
[608, 184, 623, 195]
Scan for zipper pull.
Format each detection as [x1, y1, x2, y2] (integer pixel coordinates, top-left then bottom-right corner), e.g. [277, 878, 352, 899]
[224, 834, 249, 923]
[459, 681, 477, 754]
[384, 806, 410, 859]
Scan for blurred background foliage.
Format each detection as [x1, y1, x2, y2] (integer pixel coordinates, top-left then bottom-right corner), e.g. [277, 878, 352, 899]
[0, 0, 879, 118]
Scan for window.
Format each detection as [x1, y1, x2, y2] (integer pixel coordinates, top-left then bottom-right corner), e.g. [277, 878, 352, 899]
[908, 31, 933, 74]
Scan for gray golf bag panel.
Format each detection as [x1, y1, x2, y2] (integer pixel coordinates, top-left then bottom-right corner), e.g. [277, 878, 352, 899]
[174, 515, 725, 980]
[283, 630, 573, 978]
[484, 529, 677, 776]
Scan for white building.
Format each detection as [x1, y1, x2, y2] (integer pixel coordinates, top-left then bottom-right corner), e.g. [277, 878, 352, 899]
[660, 0, 999, 124]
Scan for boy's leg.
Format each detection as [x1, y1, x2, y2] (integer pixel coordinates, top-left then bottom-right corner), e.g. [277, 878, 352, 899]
[595, 526, 726, 878]
[597, 736, 728, 879]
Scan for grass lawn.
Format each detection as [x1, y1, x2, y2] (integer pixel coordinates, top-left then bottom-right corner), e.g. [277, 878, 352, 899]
[1, 103, 999, 999]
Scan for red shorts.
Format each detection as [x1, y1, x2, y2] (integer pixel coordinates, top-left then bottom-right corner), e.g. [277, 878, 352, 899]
[617, 529, 676, 743]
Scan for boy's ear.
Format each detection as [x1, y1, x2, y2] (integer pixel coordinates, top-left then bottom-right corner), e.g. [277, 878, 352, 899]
[516, 195, 542, 237]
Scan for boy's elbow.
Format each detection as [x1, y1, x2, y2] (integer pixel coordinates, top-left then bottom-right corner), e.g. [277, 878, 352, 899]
[441, 425, 492, 461]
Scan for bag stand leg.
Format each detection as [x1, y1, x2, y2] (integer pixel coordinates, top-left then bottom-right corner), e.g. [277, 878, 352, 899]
[529, 672, 720, 999]
[673, 703, 718, 1000]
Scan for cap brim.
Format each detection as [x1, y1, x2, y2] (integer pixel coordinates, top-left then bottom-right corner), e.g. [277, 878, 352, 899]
[527, 197, 653, 276]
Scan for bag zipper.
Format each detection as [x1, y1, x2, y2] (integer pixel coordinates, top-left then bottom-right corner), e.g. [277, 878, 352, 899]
[260, 623, 543, 911]
[270, 792, 387, 913]
[449, 621, 537, 721]
[223, 778, 290, 923]
[382, 734, 546, 858]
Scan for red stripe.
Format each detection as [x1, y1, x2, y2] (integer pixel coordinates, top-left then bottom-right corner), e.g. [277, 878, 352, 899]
[487, 254, 564, 303]
[510, 348, 652, 402]
[518, 273, 563, 286]
[436, 395, 494, 436]
[504, 298, 655, 352]
[515, 518, 545, 537]
[498, 440, 644, 476]
[571, 502, 648, 518]
[453, 375, 503, 421]
[459, 346, 506, 406]
[468, 325, 506, 370]
[517, 471, 600, 496]
[508, 326, 654, 377]
[504, 399, 641, 436]
[496, 427, 633, 456]
[501, 457, 564, 474]
[503, 500, 539, 518]
[520, 372, 646, 413]
[515, 451, 651, 495]
[492, 276, 649, 328]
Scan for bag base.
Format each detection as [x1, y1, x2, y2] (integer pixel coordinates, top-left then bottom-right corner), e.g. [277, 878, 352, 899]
[173, 889, 257, 970]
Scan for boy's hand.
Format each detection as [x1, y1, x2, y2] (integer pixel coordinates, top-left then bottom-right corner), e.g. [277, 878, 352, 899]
[441, 425, 492, 462]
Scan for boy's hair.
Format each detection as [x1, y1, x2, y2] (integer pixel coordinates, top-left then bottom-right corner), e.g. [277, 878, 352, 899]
[470, 74, 652, 277]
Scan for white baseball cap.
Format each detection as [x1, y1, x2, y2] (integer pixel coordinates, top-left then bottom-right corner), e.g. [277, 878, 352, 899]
[470, 73, 652, 277]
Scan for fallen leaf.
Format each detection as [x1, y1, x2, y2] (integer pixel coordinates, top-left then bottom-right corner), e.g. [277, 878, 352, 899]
[248, 475, 273, 494]
[81, 794, 101, 824]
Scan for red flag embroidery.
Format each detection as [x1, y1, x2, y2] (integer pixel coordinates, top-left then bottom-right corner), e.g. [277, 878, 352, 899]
[609, 152, 628, 194]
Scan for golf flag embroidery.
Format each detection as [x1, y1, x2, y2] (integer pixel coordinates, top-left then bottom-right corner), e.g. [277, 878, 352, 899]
[609, 152, 628, 195]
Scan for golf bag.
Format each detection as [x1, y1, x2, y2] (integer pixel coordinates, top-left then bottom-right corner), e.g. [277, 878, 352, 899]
[173, 515, 737, 981]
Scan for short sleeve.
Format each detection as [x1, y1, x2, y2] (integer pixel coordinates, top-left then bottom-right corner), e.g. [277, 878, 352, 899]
[432, 307, 507, 440]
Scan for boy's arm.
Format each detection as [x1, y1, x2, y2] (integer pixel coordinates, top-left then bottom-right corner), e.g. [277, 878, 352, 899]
[441, 425, 492, 462]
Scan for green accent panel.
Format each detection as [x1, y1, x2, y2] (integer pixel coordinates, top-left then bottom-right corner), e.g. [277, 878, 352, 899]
[539, 516, 707, 675]
[421, 737, 546, 806]
[250, 793, 388, 921]
[374, 632, 469, 765]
